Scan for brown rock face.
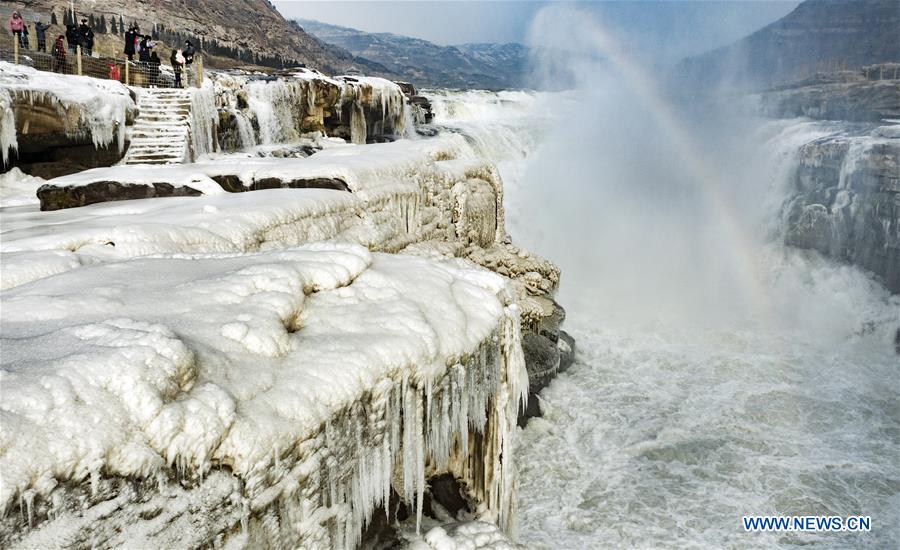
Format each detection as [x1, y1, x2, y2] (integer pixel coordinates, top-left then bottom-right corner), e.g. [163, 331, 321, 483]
[7, 0, 389, 74]
[37, 175, 351, 211]
[37, 181, 203, 211]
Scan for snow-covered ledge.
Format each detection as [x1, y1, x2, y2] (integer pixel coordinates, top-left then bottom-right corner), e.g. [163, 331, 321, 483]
[0, 243, 527, 548]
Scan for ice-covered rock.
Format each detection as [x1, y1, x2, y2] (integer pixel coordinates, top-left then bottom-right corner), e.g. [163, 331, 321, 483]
[212, 69, 415, 151]
[0, 62, 137, 174]
[784, 124, 900, 293]
[0, 243, 528, 548]
[759, 77, 900, 122]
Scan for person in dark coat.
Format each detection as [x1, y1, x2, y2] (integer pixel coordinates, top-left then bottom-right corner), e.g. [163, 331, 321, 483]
[77, 18, 94, 55]
[123, 26, 137, 61]
[20, 23, 30, 49]
[182, 41, 195, 65]
[170, 48, 184, 88]
[65, 24, 79, 54]
[34, 20, 51, 52]
[52, 35, 66, 73]
[138, 35, 153, 62]
[148, 51, 161, 87]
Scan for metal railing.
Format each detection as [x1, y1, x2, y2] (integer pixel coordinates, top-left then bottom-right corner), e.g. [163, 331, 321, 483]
[1, 30, 203, 88]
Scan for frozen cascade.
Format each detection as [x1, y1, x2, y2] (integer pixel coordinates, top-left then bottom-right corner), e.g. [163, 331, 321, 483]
[190, 85, 219, 157]
[0, 87, 18, 165]
[233, 110, 258, 149]
[247, 79, 303, 145]
[350, 101, 368, 145]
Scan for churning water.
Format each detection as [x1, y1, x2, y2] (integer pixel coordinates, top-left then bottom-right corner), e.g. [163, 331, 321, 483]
[430, 67, 900, 548]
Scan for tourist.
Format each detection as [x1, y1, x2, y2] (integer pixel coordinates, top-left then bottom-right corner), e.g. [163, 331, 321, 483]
[52, 35, 66, 73]
[8, 12, 25, 48]
[138, 35, 154, 62]
[148, 51, 161, 87]
[20, 22, 30, 50]
[170, 48, 184, 88]
[123, 25, 137, 61]
[182, 40, 196, 65]
[78, 18, 94, 56]
[34, 19, 51, 53]
[65, 24, 78, 54]
[108, 63, 120, 82]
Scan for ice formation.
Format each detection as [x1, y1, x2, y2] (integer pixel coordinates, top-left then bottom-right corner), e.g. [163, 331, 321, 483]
[0, 243, 527, 548]
[0, 126, 560, 547]
[211, 70, 411, 150]
[0, 62, 134, 159]
[8, 137, 557, 301]
[406, 521, 524, 550]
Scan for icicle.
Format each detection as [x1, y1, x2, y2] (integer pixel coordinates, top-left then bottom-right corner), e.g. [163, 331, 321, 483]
[190, 86, 218, 158]
[350, 101, 367, 145]
[0, 88, 18, 165]
[414, 388, 425, 534]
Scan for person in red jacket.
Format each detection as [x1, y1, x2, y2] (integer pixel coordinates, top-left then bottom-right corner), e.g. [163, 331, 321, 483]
[52, 35, 66, 73]
[8, 12, 25, 48]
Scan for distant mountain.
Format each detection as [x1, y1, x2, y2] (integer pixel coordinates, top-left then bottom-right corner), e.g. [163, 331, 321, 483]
[679, 0, 900, 88]
[5, 0, 393, 73]
[296, 19, 527, 89]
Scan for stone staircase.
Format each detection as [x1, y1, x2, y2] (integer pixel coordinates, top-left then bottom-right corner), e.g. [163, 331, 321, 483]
[124, 89, 194, 165]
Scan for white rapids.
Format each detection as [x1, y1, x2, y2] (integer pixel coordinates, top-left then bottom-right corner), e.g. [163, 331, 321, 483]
[430, 89, 900, 549]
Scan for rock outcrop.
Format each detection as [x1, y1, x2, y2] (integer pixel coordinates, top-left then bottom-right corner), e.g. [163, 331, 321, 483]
[784, 125, 900, 293]
[0, 63, 138, 177]
[759, 68, 900, 122]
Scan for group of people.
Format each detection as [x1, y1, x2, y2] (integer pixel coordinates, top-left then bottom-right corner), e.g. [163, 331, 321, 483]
[8, 11, 95, 74]
[8, 11, 52, 53]
[7, 11, 199, 88]
[123, 24, 196, 87]
[65, 19, 95, 55]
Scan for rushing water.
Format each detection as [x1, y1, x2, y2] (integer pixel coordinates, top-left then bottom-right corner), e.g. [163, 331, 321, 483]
[430, 88, 900, 549]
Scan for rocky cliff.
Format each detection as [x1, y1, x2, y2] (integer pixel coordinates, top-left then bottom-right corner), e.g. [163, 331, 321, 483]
[297, 19, 527, 90]
[3, 0, 385, 73]
[679, 0, 900, 88]
[784, 124, 900, 293]
[759, 67, 900, 122]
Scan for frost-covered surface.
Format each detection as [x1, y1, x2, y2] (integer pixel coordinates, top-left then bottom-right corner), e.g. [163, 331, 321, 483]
[406, 521, 524, 550]
[0, 61, 134, 157]
[1, 242, 528, 548]
[211, 70, 411, 150]
[8, 138, 558, 306]
[0, 167, 44, 207]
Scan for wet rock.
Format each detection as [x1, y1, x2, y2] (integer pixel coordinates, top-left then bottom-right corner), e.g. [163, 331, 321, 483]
[558, 330, 576, 373]
[37, 181, 202, 211]
[518, 331, 561, 425]
[538, 299, 566, 343]
[210, 175, 350, 193]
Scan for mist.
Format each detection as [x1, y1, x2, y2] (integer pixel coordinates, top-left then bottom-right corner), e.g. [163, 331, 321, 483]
[512, 4, 898, 341]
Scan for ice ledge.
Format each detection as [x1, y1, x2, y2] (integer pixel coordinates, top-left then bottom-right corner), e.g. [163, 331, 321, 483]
[0, 243, 527, 548]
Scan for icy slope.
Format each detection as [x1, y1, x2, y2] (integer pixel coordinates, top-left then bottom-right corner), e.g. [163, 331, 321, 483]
[0, 243, 527, 548]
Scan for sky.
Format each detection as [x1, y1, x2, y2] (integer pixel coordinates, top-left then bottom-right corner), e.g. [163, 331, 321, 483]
[274, 1, 800, 57]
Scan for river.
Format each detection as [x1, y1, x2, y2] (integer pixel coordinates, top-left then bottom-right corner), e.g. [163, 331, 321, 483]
[427, 83, 900, 549]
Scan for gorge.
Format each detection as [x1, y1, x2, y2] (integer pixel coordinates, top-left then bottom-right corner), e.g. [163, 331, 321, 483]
[1, 0, 899, 548]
